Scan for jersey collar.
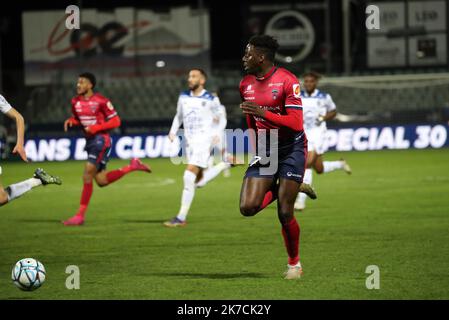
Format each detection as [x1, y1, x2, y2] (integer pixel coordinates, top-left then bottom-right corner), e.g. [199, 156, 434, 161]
[304, 89, 319, 97]
[256, 66, 277, 81]
[190, 89, 206, 97]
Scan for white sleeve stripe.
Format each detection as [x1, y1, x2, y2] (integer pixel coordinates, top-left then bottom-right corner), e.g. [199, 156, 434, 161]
[106, 113, 117, 119]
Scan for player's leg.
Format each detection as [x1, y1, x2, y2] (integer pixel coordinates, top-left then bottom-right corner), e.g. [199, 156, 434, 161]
[239, 177, 277, 216]
[63, 162, 97, 225]
[94, 158, 151, 187]
[294, 150, 316, 211]
[164, 164, 202, 227]
[195, 161, 230, 188]
[322, 158, 352, 174]
[0, 167, 61, 207]
[278, 178, 303, 279]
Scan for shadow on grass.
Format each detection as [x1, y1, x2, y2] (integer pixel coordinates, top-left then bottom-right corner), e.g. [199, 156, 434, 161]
[149, 272, 267, 279]
[16, 219, 61, 224]
[122, 219, 167, 224]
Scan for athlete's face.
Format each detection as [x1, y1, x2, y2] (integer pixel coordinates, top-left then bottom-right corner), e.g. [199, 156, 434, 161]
[242, 44, 262, 74]
[188, 70, 205, 91]
[303, 76, 317, 94]
[77, 77, 93, 95]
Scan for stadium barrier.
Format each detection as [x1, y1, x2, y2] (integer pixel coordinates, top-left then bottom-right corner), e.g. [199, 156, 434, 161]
[1, 123, 447, 162]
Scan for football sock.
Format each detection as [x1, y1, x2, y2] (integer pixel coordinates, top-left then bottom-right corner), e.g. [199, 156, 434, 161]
[104, 164, 135, 185]
[196, 162, 230, 187]
[296, 168, 312, 205]
[5, 178, 42, 202]
[176, 170, 197, 221]
[76, 182, 93, 218]
[281, 217, 300, 266]
[323, 160, 344, 173]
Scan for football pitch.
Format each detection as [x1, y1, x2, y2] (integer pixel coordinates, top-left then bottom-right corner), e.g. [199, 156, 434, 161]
[0, 148, 448, 300]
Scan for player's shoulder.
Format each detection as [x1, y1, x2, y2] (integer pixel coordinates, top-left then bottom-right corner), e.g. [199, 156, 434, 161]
[201, 90, 216, 101]
[0, 94, 9, 104]
[276, 67, 299, 82]
[92, 92, 110, 102]
[315, 89, 330, 99]
[239, 74, 255, 88]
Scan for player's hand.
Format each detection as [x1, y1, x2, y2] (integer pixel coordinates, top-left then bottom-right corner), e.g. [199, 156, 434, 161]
[64, 118, 77, 132]
[85, 125, 101, 135]
[212, 135, 220, 145]
[12, 143, 28, 162]
[240, 101, 265, 117]
[168, 133, 176, 142]
[315, 116, 325, 126]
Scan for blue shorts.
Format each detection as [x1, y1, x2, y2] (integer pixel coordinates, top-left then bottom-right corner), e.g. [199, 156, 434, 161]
[85, 135, 112, 172]
[244, 133, 307, 184]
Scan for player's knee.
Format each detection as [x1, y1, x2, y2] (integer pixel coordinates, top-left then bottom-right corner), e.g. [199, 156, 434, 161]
[239, 202, 259, 217]
[278, 211, 294, 225]
[96, 180, 108, 188]
[0, 190, 9, 206]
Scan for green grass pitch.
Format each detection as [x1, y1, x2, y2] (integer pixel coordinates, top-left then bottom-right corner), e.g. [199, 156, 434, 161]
[0, 148, 448, 299]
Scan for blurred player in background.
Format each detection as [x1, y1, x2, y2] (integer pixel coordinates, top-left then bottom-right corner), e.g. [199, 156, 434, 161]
[62, 73, 151, 226]
[294, 71, 351, 211]
[196, 94, 232, 187]
[239, 35, 316, 279]
[0, 94, 61, 207]
[165, 69, 229, 227]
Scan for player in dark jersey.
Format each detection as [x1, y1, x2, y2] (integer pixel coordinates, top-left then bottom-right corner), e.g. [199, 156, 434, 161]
[62, 73, 151, 226]
[239, 35, 316, 279]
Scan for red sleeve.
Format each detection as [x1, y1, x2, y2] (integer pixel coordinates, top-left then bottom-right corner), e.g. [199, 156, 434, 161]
[263, 108, 303, 131]
[284, 73, 302, 108]
[88, 115, 121, 135]
[69, 98, 81, 125]
[99, 97, 118, 120]
[262, 73, 303, 131]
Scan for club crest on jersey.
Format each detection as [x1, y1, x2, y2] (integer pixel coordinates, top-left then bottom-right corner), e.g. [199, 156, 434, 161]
[293, 84, 300, 98]
[272, 89, 279, 100]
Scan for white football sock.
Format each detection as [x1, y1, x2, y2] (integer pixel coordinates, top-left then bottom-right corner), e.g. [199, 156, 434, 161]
[323, 161, 344, 173]
[196, 162, 230, 188]
[6, 178, 42, 202]
[176, 170, 197, 221]
[296, 168, 313, 205]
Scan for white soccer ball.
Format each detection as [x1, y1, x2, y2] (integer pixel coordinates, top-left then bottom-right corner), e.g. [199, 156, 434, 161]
[11, 258, 46, 291]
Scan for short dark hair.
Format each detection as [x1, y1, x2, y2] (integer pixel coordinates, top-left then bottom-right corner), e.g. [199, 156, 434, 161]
[302, 71, 322, 80]
[79, 72, 96, 88]
[248, 34, 280, 62]
[190, 68, 207, 80]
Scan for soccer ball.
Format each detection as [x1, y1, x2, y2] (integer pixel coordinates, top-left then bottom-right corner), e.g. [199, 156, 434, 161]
[11, 258, 46, 291]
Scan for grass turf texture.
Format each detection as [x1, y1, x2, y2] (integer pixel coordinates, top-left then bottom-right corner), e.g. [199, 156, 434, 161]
[0, 148, 448, 299]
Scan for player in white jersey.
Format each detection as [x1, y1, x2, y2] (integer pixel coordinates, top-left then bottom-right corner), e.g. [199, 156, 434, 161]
[0, 94, 61, 207]
[196, 97, 232, 187]
[164, 69, 228, 227]
[295, 72, 351, 211]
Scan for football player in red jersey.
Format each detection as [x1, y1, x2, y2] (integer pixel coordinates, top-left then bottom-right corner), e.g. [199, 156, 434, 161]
[239, 35, 316, 279]
[62, 73, 151, 226]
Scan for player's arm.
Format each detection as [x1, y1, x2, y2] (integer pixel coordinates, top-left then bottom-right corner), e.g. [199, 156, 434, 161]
[64, 104, 81, 132]
[240, 76, 303, 131]
[240, 102, 303, 131]
[85, 99, 121, 135]
[5, 108, 27, 162]
[86, 115, 121, 135]
[321, 94, 337, 122]
[168, 97, 183, 142]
